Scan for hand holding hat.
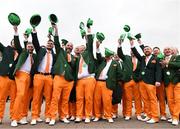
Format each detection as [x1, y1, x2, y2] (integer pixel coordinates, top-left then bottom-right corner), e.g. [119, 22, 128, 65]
[24, 28, 32, 37]
[30, 14, 41, 28]
[86, 18, 93, 28]
[49, 14, 58, 25]
[127, 33, 135, 41]
[48, 27, 54, 36]
[96, 32, 105, 43]
[119, 33, 126, 42]
[8, 13, 21, 26]
[61, 39, 68, 46]
[134, 33, 141, 40]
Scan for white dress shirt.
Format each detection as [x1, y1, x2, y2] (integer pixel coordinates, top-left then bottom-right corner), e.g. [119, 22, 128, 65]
[98, 59, 112, 80]
[19, 54, 33, 73]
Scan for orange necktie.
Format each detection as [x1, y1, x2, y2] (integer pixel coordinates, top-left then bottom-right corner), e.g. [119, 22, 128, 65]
[132, 57, 137, 71]
[78, 55, 84, 74]
[45, 51, 50, 73]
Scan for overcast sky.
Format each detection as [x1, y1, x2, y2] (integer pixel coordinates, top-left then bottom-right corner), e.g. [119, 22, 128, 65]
[0, 0, 179, 55]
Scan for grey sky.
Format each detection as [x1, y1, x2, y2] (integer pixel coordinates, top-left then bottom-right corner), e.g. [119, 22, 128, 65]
[0, 0, 179, 55]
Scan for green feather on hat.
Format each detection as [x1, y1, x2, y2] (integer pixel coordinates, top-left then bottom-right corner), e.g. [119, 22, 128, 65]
[105, 48, 115, 57]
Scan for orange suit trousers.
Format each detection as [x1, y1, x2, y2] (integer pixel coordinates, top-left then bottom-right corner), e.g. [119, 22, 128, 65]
[76, 77, 96, 119]
[49, 75, 73, 120]
[32, 74, 53, 119]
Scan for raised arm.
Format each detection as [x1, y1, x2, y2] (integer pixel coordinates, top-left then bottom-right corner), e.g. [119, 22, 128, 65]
[13, 26, 22, 53]
[86, 28, 95, 60]
[53, 24, 61, 55]
[96, 40, 105, 64]
[117, 39, 125, 61]
[31, 28, 41, 53]
[130, 40, 143, 61]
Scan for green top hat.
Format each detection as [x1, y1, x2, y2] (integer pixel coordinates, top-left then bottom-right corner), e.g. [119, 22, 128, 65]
[25, 28, 32, 37]
[127, 33, 135, 41]
[48, 27, 54, 36]
[120, 33, 126, 41]
[30, 14, 41, 28]
[105, 48, 115, 57]
[79, 22, 85, 30]
[61, 39, 68, 46]
[49, 14, 58, 24]
[134, 33, 141, 40]
[96, 32, 105, 43]
[80, 29, 86, 39]
[123, 25, 130, 32]
[8, 13, 21, 26]
[87, 18, 93, 28]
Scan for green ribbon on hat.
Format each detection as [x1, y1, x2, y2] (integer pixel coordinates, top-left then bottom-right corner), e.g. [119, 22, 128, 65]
[8, 13, 21, 26]
[96, 32, 105, 43]
[127, 33, 135, 41]
[25, 28, 32, 37]
[105, 48, 115, 57]
[134, 33, 141, 40]
[123, 25, 130, 32]
[30, 14, 41, 28]
[87, 18, 93, 28]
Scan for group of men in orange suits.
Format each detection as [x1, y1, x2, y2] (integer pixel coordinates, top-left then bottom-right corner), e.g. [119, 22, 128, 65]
[0, 22, 179, 127]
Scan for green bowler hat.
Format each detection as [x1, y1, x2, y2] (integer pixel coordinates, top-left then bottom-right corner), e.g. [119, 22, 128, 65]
[127, 33, 135, 40]
[79, 22, 85, 30]
[120, 33, 126, 41]
[61, 39, 68, 46]
[105, 48, 115, 57]
[30, 14, 41, 28]
[134, 33, 141, 40]
[48, 27, 54, 36]
[123, 25, 130, 32]
[25, 28, 32, 37]
[157, 52, 164, 59]
[80, 29, 86, 39]
[8, 13, 21, 26]
[96, 32, 105, 43]
[49, 14, 58, 24]
[86, 18, 93, 28]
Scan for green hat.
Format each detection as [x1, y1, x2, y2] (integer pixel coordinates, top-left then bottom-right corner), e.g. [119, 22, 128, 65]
[157, 52, 164, 59]
[96, 32, 105, 43]
[30, 14, 41, 28]
[127, 33, 135, 40]
[79, 22, 85, 30]
[48, 27, 54, 36]
[61, 39, 68, 45]
[8, 13, 21, 26]
[80, 29, 86, 39]
[134, 33, 141, 40]
[86, 18, 93, 28]
[105, 48, 115, 57]
[120, 33, 126, 41]
[25, 28, 32, 37]
[123, 25, 130, 32]
[49, 14, 58, 24]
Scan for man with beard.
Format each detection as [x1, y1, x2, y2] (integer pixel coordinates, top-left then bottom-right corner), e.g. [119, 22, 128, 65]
[117, 39, 143, 121]
[11, 31, 36, 127]
[152, 47, 167, 121]
[30, 28, 56, 125]
[0, 26, 21, 124]
[130, 40, 162, 124]
[48, 24, 75, 125]
[161, 47, 180, 126]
